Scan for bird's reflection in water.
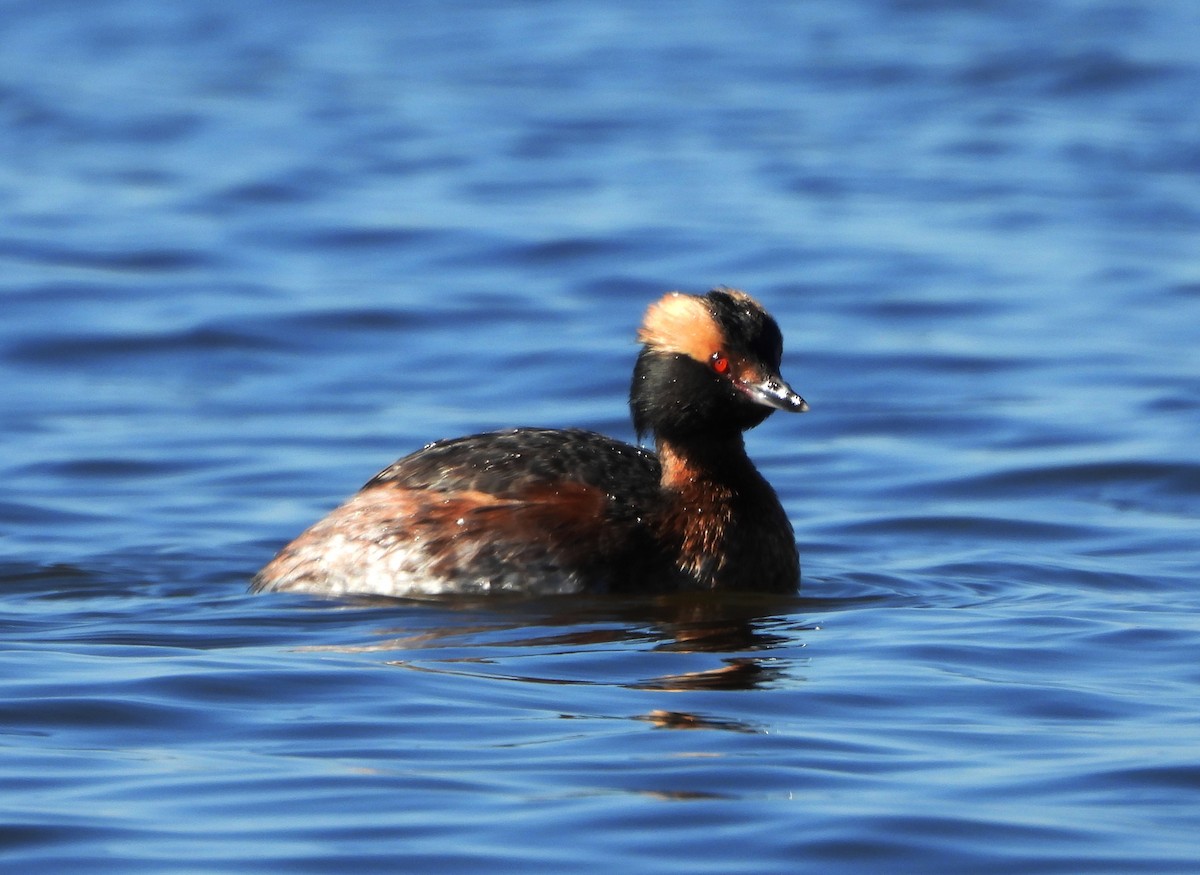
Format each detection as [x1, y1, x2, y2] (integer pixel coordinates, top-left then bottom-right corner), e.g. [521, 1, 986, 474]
[299, 592, 818, 708]
[638, 709, 758, 733]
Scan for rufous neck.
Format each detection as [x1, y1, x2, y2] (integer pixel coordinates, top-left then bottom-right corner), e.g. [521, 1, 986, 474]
[656, 434, 753, 491]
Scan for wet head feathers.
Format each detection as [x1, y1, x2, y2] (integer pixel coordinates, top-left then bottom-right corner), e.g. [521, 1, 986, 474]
[637, 288, 782, 369]
[703, 287, 784, 369]
[637, 291, 723, 364]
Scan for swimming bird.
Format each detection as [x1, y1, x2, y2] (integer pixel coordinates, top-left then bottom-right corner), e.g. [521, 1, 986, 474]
[251, 287, 807, 597]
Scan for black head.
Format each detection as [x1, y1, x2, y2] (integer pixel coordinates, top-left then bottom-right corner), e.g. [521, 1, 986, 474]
[630, 288, 807, 441]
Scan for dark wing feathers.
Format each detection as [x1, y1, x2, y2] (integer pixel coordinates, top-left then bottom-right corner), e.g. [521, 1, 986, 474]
[365, 428, 661, 504]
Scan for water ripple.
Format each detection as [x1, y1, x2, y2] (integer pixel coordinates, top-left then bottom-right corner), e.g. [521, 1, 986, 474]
[4, 0, 1200, 872]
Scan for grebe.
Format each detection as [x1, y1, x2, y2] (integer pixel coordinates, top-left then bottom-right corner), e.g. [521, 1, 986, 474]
[251, 288, 807, 597]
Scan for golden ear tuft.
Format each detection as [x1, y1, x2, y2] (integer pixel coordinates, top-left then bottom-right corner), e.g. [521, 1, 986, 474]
[637, 292, 723, 362]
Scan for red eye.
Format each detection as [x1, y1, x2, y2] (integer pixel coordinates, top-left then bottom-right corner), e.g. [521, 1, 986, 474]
[710, 352, 730, 375]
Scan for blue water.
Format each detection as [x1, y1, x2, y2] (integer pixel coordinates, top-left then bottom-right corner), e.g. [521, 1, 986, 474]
[3, 1, 1200, 871]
